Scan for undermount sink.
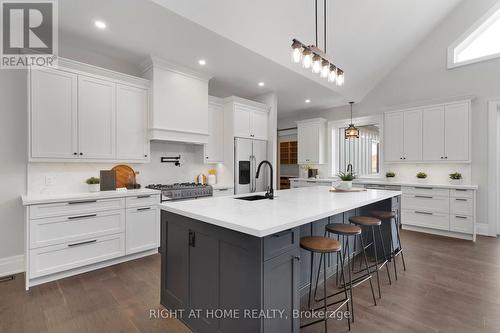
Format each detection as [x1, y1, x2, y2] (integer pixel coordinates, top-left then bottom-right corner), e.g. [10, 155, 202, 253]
[234, 195, 269, 201]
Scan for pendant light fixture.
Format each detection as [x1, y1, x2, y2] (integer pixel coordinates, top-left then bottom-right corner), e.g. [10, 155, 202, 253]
[345, 102, 359, 139]
[291, 0, 344, 86]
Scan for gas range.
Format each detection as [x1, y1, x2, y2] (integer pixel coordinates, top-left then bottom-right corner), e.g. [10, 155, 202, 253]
[146, 183, 213, 202]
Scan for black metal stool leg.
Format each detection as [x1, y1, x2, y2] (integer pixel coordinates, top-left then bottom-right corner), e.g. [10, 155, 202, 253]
[338, 248, 351, 331]
[308, 249, 315, 309]
[359, 233, 377, 306]
[345, 236, 354, 323]
[371, 226, 382, 299]
[378, 225, 392, 285]
[390, 218, 398, 281]
[395, 215, 407, 271]
[322, 253, 328, 332]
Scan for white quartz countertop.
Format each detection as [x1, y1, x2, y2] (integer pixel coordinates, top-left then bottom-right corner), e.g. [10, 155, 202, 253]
[289, 177, 478, 190]
[160, 187, 401, 237]
[22, 188, 161, 205]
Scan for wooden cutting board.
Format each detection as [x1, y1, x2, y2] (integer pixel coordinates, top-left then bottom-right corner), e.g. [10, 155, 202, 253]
[112, 165, 136, 189]
[329, 187, 367, 193]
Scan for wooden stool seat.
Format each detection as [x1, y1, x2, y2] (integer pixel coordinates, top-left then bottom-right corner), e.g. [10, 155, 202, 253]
[349, 216, 382, 226]
[300, 236, 342, 253]
[371, 210, 396, 220]
[325, 223, 362, 236]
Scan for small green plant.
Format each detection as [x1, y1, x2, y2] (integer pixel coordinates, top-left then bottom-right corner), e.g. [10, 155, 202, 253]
[338, 172, 356, 181]
[449, 172, 462, 180]
[85, 177, 100, 185]
[386, 172, 396, 178]
[416, 172, 427, 179]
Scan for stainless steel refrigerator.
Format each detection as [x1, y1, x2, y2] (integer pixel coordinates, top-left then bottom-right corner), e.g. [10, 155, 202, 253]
[234, 138, 268, 194]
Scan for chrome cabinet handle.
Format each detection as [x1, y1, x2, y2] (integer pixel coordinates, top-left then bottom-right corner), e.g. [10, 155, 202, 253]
[415, 211, 433, 215]
[137, 207, 151, 211]
[137, 195, 151, 199]
[68, 239, 97, 247]
[414, 187, 433, 190]
[455, 216, 468, 219]
[455, 198, 467, 201]
[68, 200, 97, 205]
[415, 195, 433, 199]
[68, 214, 97, 220]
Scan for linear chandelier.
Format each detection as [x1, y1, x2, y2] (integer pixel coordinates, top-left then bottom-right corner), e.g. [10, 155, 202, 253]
[291, 0, 344, 86]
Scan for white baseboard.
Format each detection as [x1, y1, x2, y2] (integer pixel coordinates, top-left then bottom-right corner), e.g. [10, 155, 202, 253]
[476, 223, 492, 236]
[0, 255, 25, 278]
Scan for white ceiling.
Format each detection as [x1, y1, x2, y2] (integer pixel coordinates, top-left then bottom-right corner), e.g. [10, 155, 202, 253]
[58, 0, 462, 117]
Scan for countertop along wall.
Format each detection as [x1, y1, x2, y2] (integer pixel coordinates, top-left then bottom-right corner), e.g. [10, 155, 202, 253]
[278, 0, 500, 235]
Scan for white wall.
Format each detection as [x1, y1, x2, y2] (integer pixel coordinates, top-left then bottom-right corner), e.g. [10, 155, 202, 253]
[278, 0, 500, 231]
[0, 69, 27, 272]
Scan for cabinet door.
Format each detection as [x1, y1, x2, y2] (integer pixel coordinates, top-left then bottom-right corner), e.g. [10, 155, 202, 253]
[264, 248, 300, 333]
[126, 207, 159, 254]
[31, 68, 78, 159]
[234, 106, 252, 138]
[403, 110, 423, 161]
[116, 84, 149, 161]
[189, 230, 220, 333]
[205, 103, 224, 163]
[252, 110, 269, 140]
[422, 106, 445, 161]
[384, 112, 404, 162]
[298, 123, 318, 164]
[445, 103, 469, 161]
[78, 75, 116, 159]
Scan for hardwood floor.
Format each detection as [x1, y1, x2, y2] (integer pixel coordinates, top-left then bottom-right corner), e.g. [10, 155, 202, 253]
[1, 230, 499, 333]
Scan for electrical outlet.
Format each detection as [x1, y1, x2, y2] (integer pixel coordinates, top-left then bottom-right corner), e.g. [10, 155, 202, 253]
[45, 175, 54, 186]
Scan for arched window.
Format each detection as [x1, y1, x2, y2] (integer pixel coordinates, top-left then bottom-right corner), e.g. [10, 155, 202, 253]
[448, 2, 500, 68]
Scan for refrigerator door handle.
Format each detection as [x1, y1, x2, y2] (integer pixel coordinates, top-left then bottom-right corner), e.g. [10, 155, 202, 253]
[251, 155, 255, 192]
[249, 155, 254, 192]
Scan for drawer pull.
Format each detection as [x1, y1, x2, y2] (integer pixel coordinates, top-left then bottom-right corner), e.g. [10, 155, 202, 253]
[415, 195, 433, 199]
[415, 211, 433, 215]
[137, 195, 152, 199]
[414, 187, 433, 190]
[137, 207, 151, 211]
[68, 239, 97, 247]
[293, 256, 301, 261]
[217, 188, 229, 191]
[455, 216, 468, 219]
[455, 198, 468, 202]
[68, 200, 97, 205]
[455, 189, 467, 192]
[67, 214, 97, 220]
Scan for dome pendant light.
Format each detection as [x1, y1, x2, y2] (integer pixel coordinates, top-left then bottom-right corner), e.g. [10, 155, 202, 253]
[345, 102, 359, 139]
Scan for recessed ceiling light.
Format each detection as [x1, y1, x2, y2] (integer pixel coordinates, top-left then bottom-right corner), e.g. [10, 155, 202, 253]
[198, 59, 206, 66]
[305, 99, 311, 103]
[94, 20, 106, 29]
[258, 82, 265, 87]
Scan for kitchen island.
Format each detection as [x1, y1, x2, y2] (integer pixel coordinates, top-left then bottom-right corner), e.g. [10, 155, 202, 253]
[159, 187, 401, 333]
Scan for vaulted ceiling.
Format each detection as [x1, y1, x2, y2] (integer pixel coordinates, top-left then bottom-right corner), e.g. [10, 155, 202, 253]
[58, 0, 463, 116]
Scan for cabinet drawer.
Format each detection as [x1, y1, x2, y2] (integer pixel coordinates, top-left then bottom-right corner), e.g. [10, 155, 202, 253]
[30, 209, 125, 249]
[401, 194, 449, 214]
[29, 233, 125, 278]
[450, 215, 474, 234]
[264, 228, 299, 261]
[402, 186, 449, 197]
[125, 194, 160, 208]
[450, 197, 473, 216]
[401, 210, 450, 231]
[126, 207, 159, 254]
[30, 198, 124, 219]
[450, 189, 474, 198]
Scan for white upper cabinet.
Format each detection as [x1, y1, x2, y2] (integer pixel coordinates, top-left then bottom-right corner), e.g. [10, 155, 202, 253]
[251, 110, 269, 140]
[141, 57, 212, 144]
[384, 112, 404, 162]
[227, 97, 269, 140]
[423, 106, 445, 161]
[205, 98, 224, 163]
[444, 102, 469, 161]
[234, 105, 252, 138]
[78, 76, 116, 159]
[296, 118, 326, 164]
[31, 68, 78, 159]
[402, 109, 423, 161]
[116, 84, 149, 161]
[29, 58, 150, 163]
[384, 100, 470, 163]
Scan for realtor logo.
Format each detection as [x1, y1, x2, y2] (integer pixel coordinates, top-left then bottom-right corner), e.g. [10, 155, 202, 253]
[1, 0, 58, 68]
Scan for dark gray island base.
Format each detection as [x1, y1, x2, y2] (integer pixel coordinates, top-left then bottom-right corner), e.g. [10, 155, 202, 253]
[160, 196, 400, 333]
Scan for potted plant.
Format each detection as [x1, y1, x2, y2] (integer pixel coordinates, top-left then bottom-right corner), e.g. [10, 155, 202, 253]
[385, 172, 396, 181]
[86, 177, 100, 192]
[416, 172, 428, 183]
[337, 172, 356, 189]
[449, 172, 463, 185]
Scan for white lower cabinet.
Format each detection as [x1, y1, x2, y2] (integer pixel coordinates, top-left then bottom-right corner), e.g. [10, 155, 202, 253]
[25, 192, 160, 289]
[126, 207, 159, 254]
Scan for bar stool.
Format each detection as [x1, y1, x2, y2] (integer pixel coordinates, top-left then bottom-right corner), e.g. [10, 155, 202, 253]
[300, 236, 350, 332]
[371, 211, 407, 280]
[314, 223, 377, 323]
[349, 216, 391, 299]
